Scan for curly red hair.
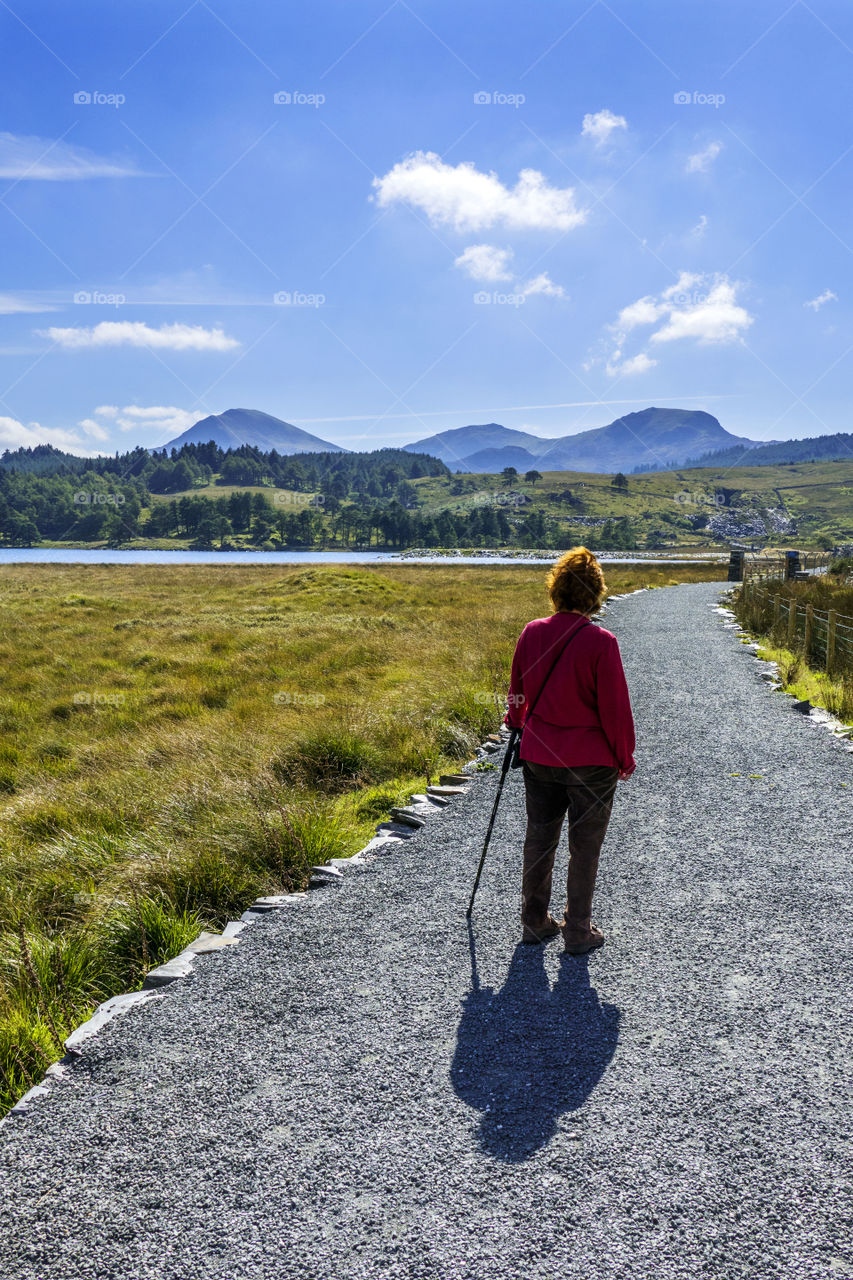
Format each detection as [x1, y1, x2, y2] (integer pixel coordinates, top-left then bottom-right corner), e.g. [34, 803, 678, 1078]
[547, 546, 606, 614]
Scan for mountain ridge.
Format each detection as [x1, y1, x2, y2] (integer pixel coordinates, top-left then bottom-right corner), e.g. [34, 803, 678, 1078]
[403, 408, 757, 473]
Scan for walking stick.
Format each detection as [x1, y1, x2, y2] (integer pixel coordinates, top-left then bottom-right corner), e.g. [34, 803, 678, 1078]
[465, 728, 520, 918]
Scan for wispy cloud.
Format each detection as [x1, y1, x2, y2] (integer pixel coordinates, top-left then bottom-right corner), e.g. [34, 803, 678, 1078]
[686, 141, 723, 173]
[36, 322, 240, 352]
[0, 132, 145, 180]
[520, 272, 566, 299]
[606, 351, 656, 378]
[90, 404, 198, 439]
[454, 245, 567, 299]
[581, 109, 627, 146]
[805, 289, 837, 311]
[0, 292, 60, 314]
[373, 151, 586, 232]
[454, 244, 514, 282]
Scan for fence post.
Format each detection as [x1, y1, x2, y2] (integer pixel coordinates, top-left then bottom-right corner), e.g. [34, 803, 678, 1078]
[773, 593, 781, 634]
[804, 602, 813, 660]
[827, 609, 837, 672]
[787, 598, 797, 649]
[728, 549, 745, 582]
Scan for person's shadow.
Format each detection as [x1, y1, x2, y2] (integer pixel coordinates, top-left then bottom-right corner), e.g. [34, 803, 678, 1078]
[451, 926, 620, 1162]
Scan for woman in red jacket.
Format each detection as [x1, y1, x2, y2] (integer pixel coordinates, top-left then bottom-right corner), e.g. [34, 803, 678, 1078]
[505, 547, 635, 954]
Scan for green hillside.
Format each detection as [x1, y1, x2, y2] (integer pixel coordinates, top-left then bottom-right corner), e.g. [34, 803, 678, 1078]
[406, 460, 853, 549]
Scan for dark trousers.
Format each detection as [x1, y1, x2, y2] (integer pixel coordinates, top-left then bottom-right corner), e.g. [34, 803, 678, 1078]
[521, 761, 619, 929]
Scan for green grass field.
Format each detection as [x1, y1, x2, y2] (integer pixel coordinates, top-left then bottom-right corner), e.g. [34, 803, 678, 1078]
[0, 558, 721, 1110]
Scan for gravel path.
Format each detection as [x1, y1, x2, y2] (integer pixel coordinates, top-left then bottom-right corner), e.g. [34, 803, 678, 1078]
[2, 580, 852, 1280]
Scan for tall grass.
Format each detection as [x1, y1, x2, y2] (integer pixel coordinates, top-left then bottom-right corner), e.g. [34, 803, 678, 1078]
[0, 560, 720, 1110]
[734, 577, 853, 721]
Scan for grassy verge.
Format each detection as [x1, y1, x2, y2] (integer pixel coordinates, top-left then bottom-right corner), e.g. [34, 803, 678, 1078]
[733, 576, 853, 723]
[0, 560, 721, 1111]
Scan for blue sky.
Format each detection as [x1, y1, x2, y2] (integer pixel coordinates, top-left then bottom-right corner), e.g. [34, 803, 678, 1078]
[1, 0, 852, 456]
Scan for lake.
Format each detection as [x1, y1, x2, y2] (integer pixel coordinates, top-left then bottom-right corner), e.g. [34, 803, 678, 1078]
[0, 549, 721, 567]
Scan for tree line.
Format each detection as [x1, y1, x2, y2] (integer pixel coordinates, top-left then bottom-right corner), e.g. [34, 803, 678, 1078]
[0, 441, 647, 550]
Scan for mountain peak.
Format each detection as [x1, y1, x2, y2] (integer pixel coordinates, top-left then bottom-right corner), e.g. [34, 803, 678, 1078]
[162, 409, 345, 455]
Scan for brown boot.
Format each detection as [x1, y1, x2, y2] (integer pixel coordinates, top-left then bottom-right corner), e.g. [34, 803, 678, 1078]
[562, 919, 605, 954]
[521, 913, 564, 944]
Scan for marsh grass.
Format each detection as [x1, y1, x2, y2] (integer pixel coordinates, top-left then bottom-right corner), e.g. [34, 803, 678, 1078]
[0, 560, 719, 1110]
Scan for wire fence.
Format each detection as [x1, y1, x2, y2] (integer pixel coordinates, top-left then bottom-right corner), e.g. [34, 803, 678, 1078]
[738, 579, 853, 675]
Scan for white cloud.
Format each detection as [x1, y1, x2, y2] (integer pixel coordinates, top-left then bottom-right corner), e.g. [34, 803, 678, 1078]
[121, 407, 196, 438]
[805, 289, 837, 311]
[454, 244, 514, 281]
[581, 109, 627, 146]
[0, 132, 144, 180]
[650, 277, 752, 345]
[660, 271, 704, 303]
[691, 214, 709, 238]
[94, 405, 119, 418]
[615, 296, 662, 331]
[605, 351, 657, 378]
[686, 141, 723, 173]
[77, 418, 111, 441]
[37, 322, 240, 352]
[520, 272, 567, 299]
[0, 415, 98, 453]
[372, 151, 586, 232]
[598, 271, 752, 376]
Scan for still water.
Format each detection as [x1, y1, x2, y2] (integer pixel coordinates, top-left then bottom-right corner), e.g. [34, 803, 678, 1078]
[0, 548, 717, 567]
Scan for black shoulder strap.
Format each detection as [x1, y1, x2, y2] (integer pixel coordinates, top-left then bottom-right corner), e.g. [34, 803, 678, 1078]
[522, 618, 589, 726]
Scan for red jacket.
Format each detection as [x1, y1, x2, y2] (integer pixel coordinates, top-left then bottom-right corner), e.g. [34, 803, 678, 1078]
[505, 612, 636, 773]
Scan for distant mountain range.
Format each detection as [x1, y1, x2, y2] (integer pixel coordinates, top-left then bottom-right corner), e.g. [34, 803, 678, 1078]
[156, 405, 853, 475]
[162, 405, 753, 472]
[162, 408, 347, 455]
[402, 408, 758, 473]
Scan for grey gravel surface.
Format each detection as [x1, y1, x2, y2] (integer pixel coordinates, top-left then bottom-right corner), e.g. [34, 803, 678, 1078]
[2, 580, 852, 1280]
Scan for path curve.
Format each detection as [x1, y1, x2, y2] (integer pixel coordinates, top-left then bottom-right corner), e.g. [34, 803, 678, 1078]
[2, 581, 852, 1280]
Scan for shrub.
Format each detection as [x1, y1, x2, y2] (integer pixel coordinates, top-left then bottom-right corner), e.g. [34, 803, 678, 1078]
[271, 728, 382, 791]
